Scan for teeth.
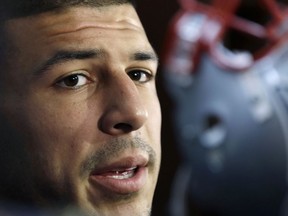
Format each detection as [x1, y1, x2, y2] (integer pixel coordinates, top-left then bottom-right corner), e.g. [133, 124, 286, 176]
[109, 172, 134, 179]
[108, 167, 137, 180]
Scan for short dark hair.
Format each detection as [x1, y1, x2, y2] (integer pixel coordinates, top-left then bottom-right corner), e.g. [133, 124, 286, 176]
[1, 0, 136, 19]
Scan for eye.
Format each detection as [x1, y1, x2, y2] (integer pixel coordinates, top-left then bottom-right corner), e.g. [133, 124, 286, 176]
[127, 69, 152, 83]
[56, 73, 90, 89]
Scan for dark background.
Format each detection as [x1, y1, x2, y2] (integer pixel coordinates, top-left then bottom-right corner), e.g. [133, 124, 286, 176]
[136, 1, 181, 215]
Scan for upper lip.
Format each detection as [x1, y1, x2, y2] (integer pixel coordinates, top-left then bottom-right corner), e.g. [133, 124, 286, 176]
[90, 154, 149, 176]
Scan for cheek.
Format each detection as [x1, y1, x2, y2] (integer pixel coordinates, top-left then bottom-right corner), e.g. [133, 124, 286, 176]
[17, 100, 99, 184]
[19, 99, 97, 160]
[146, 96, 162, 148]
[149, 95, 162, 130]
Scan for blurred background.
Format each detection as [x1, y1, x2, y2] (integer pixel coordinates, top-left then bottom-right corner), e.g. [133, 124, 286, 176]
[137, 0, 288, 216]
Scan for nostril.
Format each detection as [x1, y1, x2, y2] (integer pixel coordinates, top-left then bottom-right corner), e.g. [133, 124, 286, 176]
[114, 123, 133, 132]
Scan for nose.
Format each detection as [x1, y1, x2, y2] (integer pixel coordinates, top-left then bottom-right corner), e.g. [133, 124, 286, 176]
[99, 74, 148, 135]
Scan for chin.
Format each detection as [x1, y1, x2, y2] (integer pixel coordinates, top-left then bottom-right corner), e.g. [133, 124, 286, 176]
[79, 190, 153, 216]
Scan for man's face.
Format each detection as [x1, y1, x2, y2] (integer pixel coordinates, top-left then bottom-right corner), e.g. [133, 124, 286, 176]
[0, 4, 161, 216]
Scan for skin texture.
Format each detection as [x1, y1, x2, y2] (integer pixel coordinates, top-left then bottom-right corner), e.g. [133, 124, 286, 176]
[0, 4, 161, 216]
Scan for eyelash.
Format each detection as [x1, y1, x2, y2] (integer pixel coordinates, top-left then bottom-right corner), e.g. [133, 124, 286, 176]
[55, 68, 153, 90]
[55, 73, 91, 89]
[127, 69, 153, 83]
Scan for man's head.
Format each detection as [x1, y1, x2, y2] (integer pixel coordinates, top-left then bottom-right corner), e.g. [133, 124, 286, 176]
[0, 1, 161, 216]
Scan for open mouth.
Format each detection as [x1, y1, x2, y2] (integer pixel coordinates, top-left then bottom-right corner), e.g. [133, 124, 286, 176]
[89, 156, 149, 194]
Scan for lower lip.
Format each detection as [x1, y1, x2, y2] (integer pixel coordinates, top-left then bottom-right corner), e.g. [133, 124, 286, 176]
[89, 167, 148, 194]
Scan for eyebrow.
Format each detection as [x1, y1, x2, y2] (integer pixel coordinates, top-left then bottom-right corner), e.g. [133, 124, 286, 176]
[132, 51, 159, 62]
[34, 49, 158, 76]
[34, 49, 103, 76]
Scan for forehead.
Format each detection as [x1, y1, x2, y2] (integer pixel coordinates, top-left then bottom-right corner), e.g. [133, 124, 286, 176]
[3, 4, 152, 73]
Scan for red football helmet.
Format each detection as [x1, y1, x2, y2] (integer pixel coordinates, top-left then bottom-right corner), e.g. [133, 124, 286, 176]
[164, 0, 288, 73]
